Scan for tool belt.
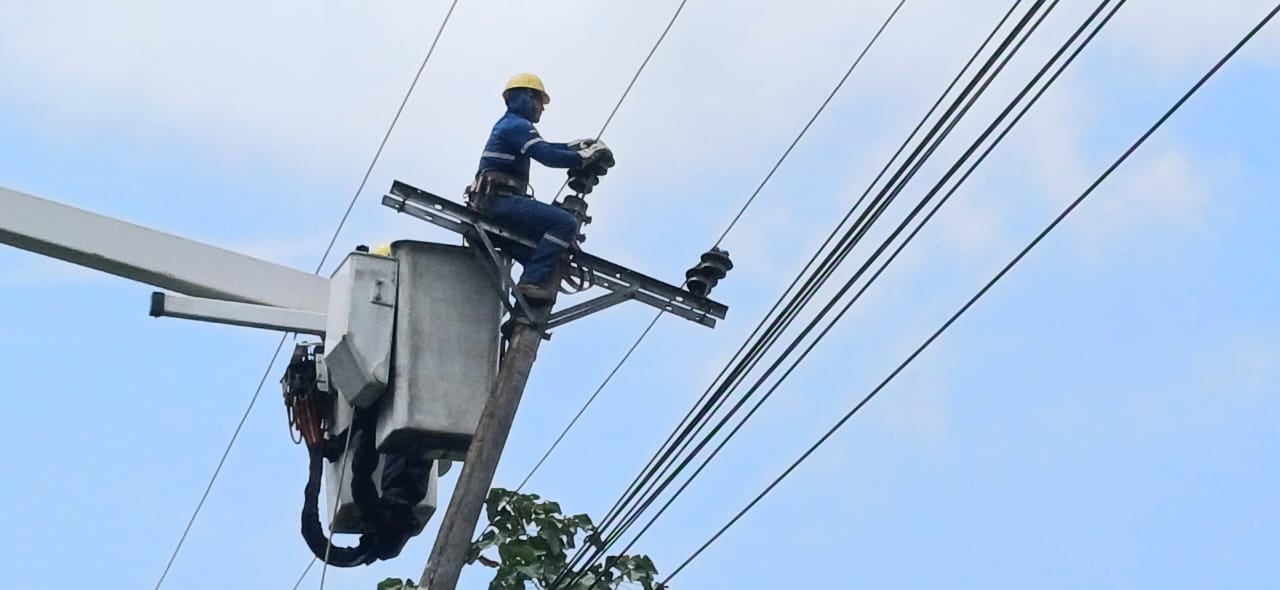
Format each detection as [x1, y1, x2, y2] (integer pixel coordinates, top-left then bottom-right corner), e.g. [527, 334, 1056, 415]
[467, 170, 530, 210]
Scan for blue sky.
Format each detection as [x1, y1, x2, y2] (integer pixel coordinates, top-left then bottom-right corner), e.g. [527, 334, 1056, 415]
[2, 1, 1277, 589]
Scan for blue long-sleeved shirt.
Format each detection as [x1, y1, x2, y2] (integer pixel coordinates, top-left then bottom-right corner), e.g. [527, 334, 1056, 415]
[475, 89, 584, 187]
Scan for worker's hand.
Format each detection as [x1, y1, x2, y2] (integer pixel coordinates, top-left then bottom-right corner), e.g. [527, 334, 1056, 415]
[567, 138, 598, 150]
[576, 140, 611, 163]
[587, 149, 615, 173]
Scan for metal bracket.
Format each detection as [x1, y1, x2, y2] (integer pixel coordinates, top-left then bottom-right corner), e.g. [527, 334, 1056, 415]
[545, 286, 637, 330]
[381, 181, 728, 329]
[466, 218, 540, 323]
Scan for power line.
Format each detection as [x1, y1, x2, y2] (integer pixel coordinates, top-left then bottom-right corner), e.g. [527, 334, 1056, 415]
[515, 314, 661, 493]
[152, 3, 462, 588]
[152, 336, 288, 589]
[710, 0, 909, 248]
[550, 0, 693, 202]
[595, 0, 692, 139]
[315, 0, 462, 271]
[510, 0, 706, 491]
[578, 0, 1045, 560]
[291, 559, 315, 590]
[512, 0, 698, 492]
[660, 3, 1278, 581]
[553, 1, 1073, 583]
[580, 0, 1035, 554]
[583, 0, 1029, 540]
[585, 1, 1121, 573]
[518, 0, 909, 496]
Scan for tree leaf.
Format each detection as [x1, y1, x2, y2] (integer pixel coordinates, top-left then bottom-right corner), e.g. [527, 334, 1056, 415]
[572, 513, 595, 530]
[467, 488, 673, 590]
[533, 522, 563, 556]
[498, 539, 538, 565]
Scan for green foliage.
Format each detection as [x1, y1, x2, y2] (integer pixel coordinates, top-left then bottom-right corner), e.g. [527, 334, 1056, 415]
[377, 488, 667, 590]
[469, 488, 668, 590]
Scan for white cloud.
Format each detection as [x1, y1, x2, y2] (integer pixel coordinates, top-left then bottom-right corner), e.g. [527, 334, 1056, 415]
[1061, 145, 1213, 262]
[1106, 0, 1280, 76]
[1096, 147, 1208, 229]
[6, 0, 1262, 278]
[0, 1, 1040, 196]
[215, 232, 336, 271]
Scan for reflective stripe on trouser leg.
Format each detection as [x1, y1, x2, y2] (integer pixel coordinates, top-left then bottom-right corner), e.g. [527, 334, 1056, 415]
[541, 233, 571, 248]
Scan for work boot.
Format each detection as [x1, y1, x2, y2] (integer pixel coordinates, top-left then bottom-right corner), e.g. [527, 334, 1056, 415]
[516, 281, 557, 302]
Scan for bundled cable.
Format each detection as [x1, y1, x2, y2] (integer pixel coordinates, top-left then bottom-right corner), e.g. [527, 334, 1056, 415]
[553, 0, 1137, 585]
[285, 344, 434, 568]
[656, 3, 1280, 581]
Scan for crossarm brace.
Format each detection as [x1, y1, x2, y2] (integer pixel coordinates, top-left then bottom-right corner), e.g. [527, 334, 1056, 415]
[467, 219, 538, 321]
[546, 287, 637, 329]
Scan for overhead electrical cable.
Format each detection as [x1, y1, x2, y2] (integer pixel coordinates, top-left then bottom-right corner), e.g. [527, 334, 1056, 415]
[593, 0, 692, 140]
[153, 3, 463, 589]
[585, 0, 1050, 553]
[512, 0, 701, 491]
[550, 0, 693, 202]
[291, 559, 316, 590]
[581, 1, 1124, 574]
[318, 5, 464, 582]
[708, 0, 910, 249]
[574, 0, 1030, 548]
[315, 0, 463, 270]
[659, 3, 1279, 581]
[552, 1, 1082, 584]
[152, 339, 290, 590]
[517, 0, 909, 493]
[560, 0, 1069, 579]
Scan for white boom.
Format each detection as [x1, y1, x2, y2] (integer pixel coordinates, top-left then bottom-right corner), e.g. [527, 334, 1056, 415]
[0, 185, 329, 327]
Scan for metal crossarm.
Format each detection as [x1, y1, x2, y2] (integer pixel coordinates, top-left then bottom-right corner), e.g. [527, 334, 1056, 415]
[381, 181, 728, 328]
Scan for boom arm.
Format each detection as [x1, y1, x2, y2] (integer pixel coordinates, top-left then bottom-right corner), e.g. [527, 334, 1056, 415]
[0, 185, 328, 315]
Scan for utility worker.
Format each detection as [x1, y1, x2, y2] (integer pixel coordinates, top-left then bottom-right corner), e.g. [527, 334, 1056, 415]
[469, 73, 613, 302]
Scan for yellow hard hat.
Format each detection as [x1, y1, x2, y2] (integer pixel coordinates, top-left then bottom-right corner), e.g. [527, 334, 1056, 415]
[503, 73, 549, 104]
[371, 243, 392, 257]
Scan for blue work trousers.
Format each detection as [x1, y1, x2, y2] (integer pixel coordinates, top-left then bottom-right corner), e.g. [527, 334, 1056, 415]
[483, 194, 577, 286]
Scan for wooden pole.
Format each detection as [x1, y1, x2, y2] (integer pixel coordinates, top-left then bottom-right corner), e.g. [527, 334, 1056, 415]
[420, 320, 544, 590]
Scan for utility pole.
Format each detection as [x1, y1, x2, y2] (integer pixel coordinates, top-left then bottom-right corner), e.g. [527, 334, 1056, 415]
[420, 319, 544, 589]
[417, 184, 570, 590]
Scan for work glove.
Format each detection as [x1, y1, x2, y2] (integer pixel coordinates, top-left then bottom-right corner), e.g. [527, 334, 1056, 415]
[566, 138, 598, 150]
[577, 140, 614, 170]
[576, 139, 610, 160]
